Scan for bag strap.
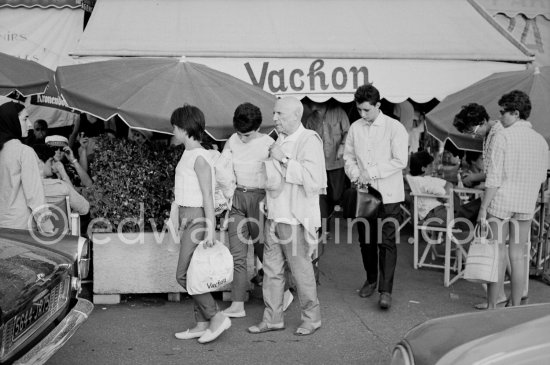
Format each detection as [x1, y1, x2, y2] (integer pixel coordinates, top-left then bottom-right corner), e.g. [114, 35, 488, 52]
[474, 224, 494, 240]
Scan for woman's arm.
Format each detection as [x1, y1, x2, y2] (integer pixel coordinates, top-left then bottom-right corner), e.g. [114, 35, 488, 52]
[195, 155, 216, 247]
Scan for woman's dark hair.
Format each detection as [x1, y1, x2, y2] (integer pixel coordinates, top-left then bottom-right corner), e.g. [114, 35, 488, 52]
[170, 104, 206, 142]
[233, 102, 262, 133]
[32, 143, 55, 162]
[409, 150, 434, 176]
[354, 84, 380, 105]
[498, 90, 531, 120]
[452, 103, 489, 133]
[0, 102, 25, 151]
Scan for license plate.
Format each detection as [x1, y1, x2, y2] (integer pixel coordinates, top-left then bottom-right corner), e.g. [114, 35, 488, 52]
[13, 292, 52, 340]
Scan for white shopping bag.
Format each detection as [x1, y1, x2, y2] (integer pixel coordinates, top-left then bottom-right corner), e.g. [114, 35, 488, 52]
[186, 240, 234, 295]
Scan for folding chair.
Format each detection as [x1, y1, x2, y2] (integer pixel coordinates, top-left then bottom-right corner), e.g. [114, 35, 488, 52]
[46, 195, 81, 236]
[405, 175, 482, 286]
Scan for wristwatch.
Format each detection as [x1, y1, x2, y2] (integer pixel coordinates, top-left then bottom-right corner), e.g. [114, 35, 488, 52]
[281, 156, 289, 166]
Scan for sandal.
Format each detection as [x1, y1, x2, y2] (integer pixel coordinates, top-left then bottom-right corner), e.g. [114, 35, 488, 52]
[294, 321, 321, 336]
[247, 322, 285, 334]
[473, 298, 507, 310]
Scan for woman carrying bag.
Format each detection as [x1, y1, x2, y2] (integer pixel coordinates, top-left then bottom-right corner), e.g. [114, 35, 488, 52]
[171, 104, 231, 343]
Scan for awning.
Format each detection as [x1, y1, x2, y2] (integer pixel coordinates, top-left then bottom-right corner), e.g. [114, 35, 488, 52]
[0, 0, 79, 9]
[0, 5, 82, 127]
[70, 0, 534, 103]
[478, 0, 550, 66]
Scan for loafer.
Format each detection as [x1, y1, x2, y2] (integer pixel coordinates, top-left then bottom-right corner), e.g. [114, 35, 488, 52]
[175, 329, 206, 340]
[359, 281, 377, 298]
[197, 317, 231, 344]
[379, 292, 392, 309]
[222, 309, 246, 318]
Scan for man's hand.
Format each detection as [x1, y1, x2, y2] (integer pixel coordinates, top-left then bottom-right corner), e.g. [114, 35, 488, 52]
[259, 198, 268, 215]
[357, 170, 372, 185]
[308, 243, 318, 260]
[268, 143, 286, 162]
[336, 144, 344, 160]
[477, 207, 488, 229]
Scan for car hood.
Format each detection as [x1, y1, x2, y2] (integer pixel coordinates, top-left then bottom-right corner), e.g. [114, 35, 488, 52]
[437, 313, 550, 364]
[402, 304, 550, 365]
[0, 228, 77, 317]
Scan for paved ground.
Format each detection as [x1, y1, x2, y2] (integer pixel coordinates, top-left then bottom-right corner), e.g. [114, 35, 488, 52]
[48, 218, 550, 365]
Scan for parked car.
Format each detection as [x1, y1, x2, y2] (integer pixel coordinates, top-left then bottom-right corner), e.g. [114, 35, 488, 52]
[391, 303, 550, 365]
[0, 228, 93, 365]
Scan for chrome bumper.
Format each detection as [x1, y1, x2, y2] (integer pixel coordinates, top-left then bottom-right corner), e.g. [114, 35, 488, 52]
[14, 298, 93, 365]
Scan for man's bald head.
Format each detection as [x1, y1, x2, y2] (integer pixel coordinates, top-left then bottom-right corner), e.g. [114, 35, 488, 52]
[273, 97, 304, 136]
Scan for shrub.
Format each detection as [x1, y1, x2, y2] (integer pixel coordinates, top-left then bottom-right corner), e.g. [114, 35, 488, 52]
[85, 135, 184, 232]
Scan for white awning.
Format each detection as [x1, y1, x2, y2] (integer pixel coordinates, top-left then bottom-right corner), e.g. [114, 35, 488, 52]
[71, 0, 534, 102]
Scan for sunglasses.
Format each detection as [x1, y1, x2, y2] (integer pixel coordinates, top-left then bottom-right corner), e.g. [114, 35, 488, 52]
[499, 109, 516, 116]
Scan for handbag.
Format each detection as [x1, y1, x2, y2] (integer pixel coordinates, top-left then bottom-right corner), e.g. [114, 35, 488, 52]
[463, 225, 499, 283]
[186, 240, 234, 295]
[342, 183, 384, 219]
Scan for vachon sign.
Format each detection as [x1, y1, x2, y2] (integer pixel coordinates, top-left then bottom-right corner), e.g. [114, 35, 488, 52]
[193, 58, 370, 97]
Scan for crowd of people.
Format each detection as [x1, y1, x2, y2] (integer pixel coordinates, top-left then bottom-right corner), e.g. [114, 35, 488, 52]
[0, 83, 547, 344]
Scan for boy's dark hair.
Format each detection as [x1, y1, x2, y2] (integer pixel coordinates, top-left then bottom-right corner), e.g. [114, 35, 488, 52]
[354, 84, 380, 105]
[498, 90, 531, 120]
[453, 103, 489, 133]
[170, 104, 206, 142]
[233, 102, 262, 133]
[32, 143, 55, 162]
[409, 150, 434, 176]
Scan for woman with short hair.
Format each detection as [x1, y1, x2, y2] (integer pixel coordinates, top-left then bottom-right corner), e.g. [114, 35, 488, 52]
[171, 104, 231, 343]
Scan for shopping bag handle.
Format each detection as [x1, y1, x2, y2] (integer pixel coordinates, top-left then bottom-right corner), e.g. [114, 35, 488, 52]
[353, 182, 371, 192]
[474, 224, 494, 240]
[198, 240, 223, 248]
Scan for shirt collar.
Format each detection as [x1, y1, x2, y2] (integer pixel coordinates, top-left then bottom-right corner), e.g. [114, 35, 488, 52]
[360, 111, 385, 127]
[279, 124, 305, 144]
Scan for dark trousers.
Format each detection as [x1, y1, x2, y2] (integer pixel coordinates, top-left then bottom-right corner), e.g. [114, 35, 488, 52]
[356, 202, 402, 294]
[317, 168, 348, 283]
[228, 188, 265, 301]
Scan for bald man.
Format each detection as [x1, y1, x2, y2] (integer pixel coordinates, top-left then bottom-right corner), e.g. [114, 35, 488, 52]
[248, 97, 326, 336]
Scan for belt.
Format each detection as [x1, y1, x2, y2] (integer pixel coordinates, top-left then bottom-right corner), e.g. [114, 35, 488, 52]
[236, 185, 265, 193]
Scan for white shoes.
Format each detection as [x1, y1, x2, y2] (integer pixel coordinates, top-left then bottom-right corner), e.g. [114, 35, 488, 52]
[174, 329, 206, 340]
[221, 309, 246, 318]
[283, 290, 294, 311]
[197, 317, 231, 344]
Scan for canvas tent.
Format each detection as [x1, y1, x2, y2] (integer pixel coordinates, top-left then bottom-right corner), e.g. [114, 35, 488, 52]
[0, 0, 83, 127]
[70, 0, 534, 103]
